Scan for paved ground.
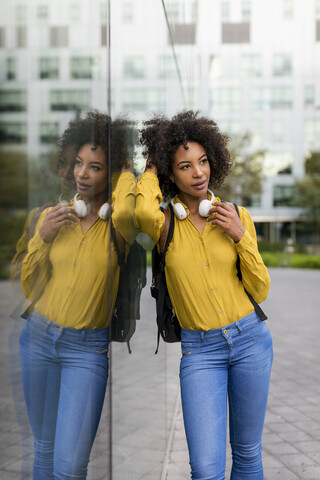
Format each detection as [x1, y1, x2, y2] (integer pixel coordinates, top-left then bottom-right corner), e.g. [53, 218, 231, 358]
[1, 268, 320, 479]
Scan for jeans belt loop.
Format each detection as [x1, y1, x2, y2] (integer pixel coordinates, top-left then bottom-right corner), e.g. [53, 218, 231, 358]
[235, 321, 243, 333]
[200, 331, 205, 344]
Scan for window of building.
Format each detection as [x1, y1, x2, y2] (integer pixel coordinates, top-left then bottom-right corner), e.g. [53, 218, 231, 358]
[166, 2, 180, 23]
[70, 4, 81, 22]
[271, 118, 284, 142]
[39, 58, 59, 79]
[50, 90, 90, 111]
[122, 88, 165, 111]
[16, 5, 27, 23]
[159, 55, 179, 79]
[191, 1, 198, 22]
[217, 120, 241, 135]
[304, 85, 315, 109]
[37, 5, 49, 20]
[221, 0, 230, 21]
[0, 27, 5, 48]
[242, 0, 251, 21]
[123, 56, 145, 79]
[101, 3, 107, 24]
[273, 185, 294, 206]
[252, 87, 292, 110]
[0, 122, 27, 144]
[0, 90, 27, 112]
[122, 2, 134, 23]
[317, 20, 320, 41]
[222, 22, 250, 43]
[265, 151, 293, 175]
[210, 87, 241, 112]
[170, 24, 196, 44]
[70, 57, 100, 79]
[209, 56, 222, 79]
[6, 58, 16, 80]
[50, 27, 68, 47]
[316, 0, 320, 18]
[17, 26, 27, 47]
[304, 118, 320, 149]
[240, 54, 261, 77]
[273, 53, 292, 76]
[251, 118, 263, 145]
[283, 0, 294, 19]
[39, 122, 59, 143]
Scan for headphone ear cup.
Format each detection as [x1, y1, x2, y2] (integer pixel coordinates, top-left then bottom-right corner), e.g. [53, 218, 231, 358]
[74, 194, 87, 217]
[172, 201, 187, 220]
[98, 203, 111, 220]
[199, 199, 213, 217]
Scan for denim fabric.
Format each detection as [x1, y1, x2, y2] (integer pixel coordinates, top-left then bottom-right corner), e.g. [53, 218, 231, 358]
[19, 311, 109, 480]
[180, 312, 273, 480]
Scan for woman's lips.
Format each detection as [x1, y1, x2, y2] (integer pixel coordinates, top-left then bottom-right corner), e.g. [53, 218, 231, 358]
[192, 180, 207, 190]
[77, 182, 91, 190]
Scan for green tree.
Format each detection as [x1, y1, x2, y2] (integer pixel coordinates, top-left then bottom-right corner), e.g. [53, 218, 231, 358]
[293, 151, 320, 247]
[216, 133, 266, 206]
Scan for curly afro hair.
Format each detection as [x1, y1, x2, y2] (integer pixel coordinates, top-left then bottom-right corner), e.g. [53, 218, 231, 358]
[140, 110, 232, 200]
[58, 111, 137, 172]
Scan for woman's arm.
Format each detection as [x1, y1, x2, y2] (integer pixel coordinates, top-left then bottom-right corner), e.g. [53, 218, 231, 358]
[135, 169, 165, 244]
[112, 171, 139, 245]
[208, 202, 270, 303]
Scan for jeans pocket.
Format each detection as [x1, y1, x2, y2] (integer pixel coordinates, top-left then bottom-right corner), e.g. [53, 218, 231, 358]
[246, 321, 271, 341]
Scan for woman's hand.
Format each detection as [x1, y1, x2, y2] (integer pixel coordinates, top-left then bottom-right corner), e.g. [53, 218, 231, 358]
[144, 158, 158, 175]
[207, 202, 245, 243]
[39, 203, 78, 243]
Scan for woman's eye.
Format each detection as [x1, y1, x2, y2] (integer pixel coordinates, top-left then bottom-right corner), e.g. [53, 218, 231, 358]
[200, 158, 208, 164]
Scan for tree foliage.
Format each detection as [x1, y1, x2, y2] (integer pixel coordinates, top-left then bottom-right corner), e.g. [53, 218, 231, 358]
[0, 150, 28, 209]
[215, 133, 266, 206]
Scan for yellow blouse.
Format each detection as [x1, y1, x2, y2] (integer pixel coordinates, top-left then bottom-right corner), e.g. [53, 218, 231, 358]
[135, 172, 270, 331]
[21, 172, 137, 329]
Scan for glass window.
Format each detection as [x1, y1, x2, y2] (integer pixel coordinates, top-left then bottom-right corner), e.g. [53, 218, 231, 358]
[252, 86, 292, 110]
[159, 55, 179, 79]
[101, 3, 107, 24]
[122, 88, 165, 111]
[39, 57, 59, 79]
[304, 118, 320, 149]
[123, 56, 145, 79]
[316, 0, 320, 18]
[122, 2, 134, 23]
[242, 0, 251, 21]
[304, 85, 315, 108]
[273, 53, 292, 76]
[241, 54, 261, 77]
[0, 90, 27, 111]
[37, 5, 49, 20]
[217, 120, 241, 135]
[209, 56, 222, 79]
[70, 57, 100, 79]
[166, 2, 180, 23]
[283, 0, 294, 19]
[50, 27, 68, 47]
[265, 151, 293, 175]
[271, 118, 284, 142]
[16, 5, 27, 23]
[0, 122, 27, 143]
[221, 0, 230, 21]
[49, 90, 90, 111]
[273, 185, 294, 206]
[191, 1, 198, 22]
[101, 25, 107, 46]
[210, 87, 241, 112]
[7, 58, 16, 80]
[70, 4, 81, 22]
[251, 118, 263, 145]
[0, 27, 5, 47]
[17, 26, 27, 47]
[39, 122, 59, 143]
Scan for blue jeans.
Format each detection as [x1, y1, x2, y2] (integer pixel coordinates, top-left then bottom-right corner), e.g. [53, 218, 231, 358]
[19, 312, 109, 480]
[180, 312, 273, 480]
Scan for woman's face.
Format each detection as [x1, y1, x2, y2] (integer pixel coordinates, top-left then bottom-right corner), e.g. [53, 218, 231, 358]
[74, 144, 108, 200]
[170, 142, 211, 201]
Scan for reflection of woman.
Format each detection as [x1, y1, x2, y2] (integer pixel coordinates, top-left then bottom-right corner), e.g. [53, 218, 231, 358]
[136, 111, 273, 480]
[20, 112, 136, 479]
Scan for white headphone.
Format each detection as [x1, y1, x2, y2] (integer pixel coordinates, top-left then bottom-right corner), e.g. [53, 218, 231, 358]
[171, 190, 215, 220]
[73, 194, 111, 220]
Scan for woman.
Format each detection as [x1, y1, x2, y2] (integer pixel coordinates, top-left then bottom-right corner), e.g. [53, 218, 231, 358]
[20, 112, 137, 479]
[135, 111, 273, 480]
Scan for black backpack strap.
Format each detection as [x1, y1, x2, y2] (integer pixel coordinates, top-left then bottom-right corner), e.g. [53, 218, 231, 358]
[233, 203, 267, 321]
[155, 204, 175, 353]
[111, 225, 126, 269]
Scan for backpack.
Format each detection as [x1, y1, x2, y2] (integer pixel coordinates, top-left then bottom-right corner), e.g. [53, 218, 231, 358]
[151, 202, 267, 353]
[110, 228, 147, 353]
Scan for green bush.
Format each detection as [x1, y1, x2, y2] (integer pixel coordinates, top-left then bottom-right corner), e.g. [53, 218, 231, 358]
[260, 252, 282, 267]
[290, 254, 320, 269]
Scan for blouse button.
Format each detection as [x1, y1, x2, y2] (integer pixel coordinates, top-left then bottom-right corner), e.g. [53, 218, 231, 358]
[205, 262, 209, 266]
[74, 262, 78, 266]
